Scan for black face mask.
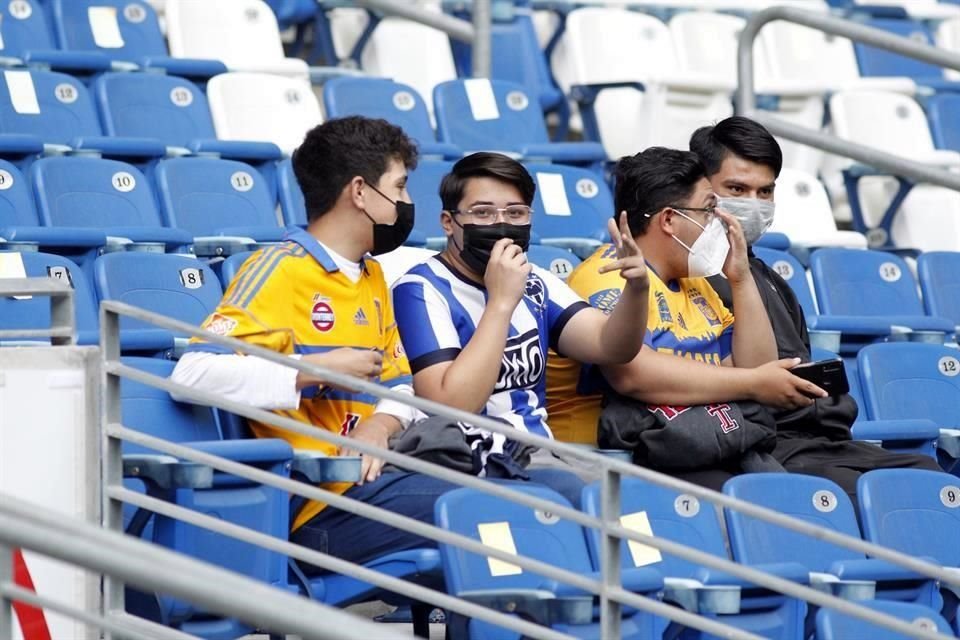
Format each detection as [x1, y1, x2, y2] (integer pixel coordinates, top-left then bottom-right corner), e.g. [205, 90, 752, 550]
[453, 220, 531, 274]
[363, 183, 415, 255]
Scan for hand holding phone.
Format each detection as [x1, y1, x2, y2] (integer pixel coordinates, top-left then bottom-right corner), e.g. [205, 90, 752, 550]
[790, 358, 850, 397]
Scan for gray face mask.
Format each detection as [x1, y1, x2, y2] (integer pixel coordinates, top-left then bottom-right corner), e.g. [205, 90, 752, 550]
[717, 197, 775, 246]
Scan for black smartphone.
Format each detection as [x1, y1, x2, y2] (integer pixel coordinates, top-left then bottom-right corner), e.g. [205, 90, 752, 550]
[790, 358, 850, 396]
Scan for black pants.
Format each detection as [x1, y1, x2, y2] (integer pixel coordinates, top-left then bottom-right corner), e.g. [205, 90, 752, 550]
[774, 435, 941, 505]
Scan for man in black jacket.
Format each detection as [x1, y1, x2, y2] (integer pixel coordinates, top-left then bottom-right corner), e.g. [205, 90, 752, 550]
[691, 116, 940, 502]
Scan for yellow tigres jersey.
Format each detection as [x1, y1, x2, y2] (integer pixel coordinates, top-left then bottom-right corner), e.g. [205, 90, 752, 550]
[546, 244, 735, 445]
[188, 230, 411, 530]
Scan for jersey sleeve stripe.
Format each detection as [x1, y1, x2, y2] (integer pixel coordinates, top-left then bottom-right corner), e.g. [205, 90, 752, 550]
[409, 347, 461, 374]
[548, 300, 590, 355]
[224, 247, 279, 307]
[236, 247, 294, 309]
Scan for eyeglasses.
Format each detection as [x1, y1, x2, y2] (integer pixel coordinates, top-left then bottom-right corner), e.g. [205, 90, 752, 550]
[644, 205, 716, 220]
[449, 205, 533, 223]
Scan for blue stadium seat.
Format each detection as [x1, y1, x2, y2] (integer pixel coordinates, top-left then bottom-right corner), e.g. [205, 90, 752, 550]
[31, 156, 193, 250]
[277, 157, 306, 228]
[218, 250, 255, 289]
[47, 0, 225, 78]
[816, 600, 952, 640]
[436, 484, 666, 639]
[926, 93, 960, 153]
[752, 247, 818, 322]
[723, 473, 942, 610]
[406, 159, 454, 249]
[854, 18, 959, 92]
[0, 157, 108, 255]
[0, 250, 99, 345]
[0, 0, 58, 60]
[120, 356, 293, 639]
[857, 342, 960, 474]
[917, 251, 960, 331]
[581, 478, 807, 640]
[433, 79, 604, 169]
[0, 69, 100, 144]
[808, 248, 954, 353]
[526, 163, 611, 258]
[322, 76, 462, 159]
[447, 2, 570, 139]
[153, 157, 287, 251]
[93, 252, 223, 355]
[526, 245, 580, 281]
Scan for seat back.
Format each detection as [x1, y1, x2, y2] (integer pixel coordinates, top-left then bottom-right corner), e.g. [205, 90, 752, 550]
[769, 169, 847, 244]
[857, 342, 960, 426]
[854, 18, 941, 80]
[809, 248, 924, 317]
[0, 250, 98, 344]
[406, 159, 454, 244]
[816, 600, 951, 640]
[858, 469, 960, 568]
[670, 11, 773, 87]
[50, 0, 167, 60]
[829, 90, 935, 159]
[165, 0, 286, 67]
[322, 76, 437, 146]
[93, 72, 216, 146]
[0, 0, 57, 59]
[207, 72, 322, 154]
[219, 250, 256, 288]
[360, 17, 458, 117]
[752, 247, 818, 321]
[154, 157, 279, 236]
[723, 473, 863, 571]
[526, 245, 580, 282]
[925, 93, 960, 152]
[0, 69, 100, 144]
[32, 157, 162, 229]
[582, 478, 727, 578]
[0, 160, 39, 227]
[433, 78, 549, 152]
[917, 251, 960, 324]
[93, 252, 223, 335]
[527, 164, 611, 245]
[936, 17, 960, 80]
[276, 156, 306, 227]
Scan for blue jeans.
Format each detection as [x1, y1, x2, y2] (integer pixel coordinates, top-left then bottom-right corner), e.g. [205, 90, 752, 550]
[290, 468, 585, 571]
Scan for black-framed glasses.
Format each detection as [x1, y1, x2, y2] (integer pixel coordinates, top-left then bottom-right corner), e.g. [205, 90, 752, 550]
[449, 205, 533, 223]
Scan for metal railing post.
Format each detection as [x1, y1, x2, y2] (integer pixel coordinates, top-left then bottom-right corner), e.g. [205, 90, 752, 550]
[0, 544, 12, 640]
[99, 303, 125, 638]
[472, 0, 493, 77]
[599, 469, 621, 639]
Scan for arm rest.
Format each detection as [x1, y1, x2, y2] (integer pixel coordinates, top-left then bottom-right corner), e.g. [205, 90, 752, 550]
[416, 141, 463, 160]
[139, 56, 228, 80]
[663, 578, 740, 614]
[187, 139, 283, 162]
[71, 136, 167, 160]
[570, 81, 647, 106]
[191, 236, 257, 257]
[852, 419, 940, 443]
[753, 232, 791, 250]
[0, 226, 107, 249]
[456, 589, 593, 626]
[189, 438, 294, 465]
[105, 226, 194, 251]
[291, 449, 361, 483]
[654, 72, 735, 94]
[0, 134, 44, 158]
[830, 558, 937, 584]
[809, 571, 876, 600]
[938, 429, 960, 459]
[519, 142, 607, 164]
[22, 49, 113, 73]
[123, 454, 213, 490]
[697, 561, 811, 589]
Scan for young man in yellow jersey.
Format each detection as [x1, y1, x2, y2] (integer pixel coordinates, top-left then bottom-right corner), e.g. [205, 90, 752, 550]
[172, 116, 457, 566]
[546, 147, 828, 489]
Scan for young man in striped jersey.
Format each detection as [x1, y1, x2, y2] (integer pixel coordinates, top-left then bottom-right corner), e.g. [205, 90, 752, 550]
[392, 152, 650, 501]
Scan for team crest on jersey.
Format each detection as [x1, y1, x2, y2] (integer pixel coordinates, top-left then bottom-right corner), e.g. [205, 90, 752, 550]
[589, 287, 621, 315]
[690, 293, 721, 326]
[393, 342, 405, 359]
[655, 291, 672, 323]
[495, 328, 544, 391]
[353, 308, 369, 326]
[707, 404, 739, 433]
[311, 300, 335, 332]
[524, 275, 545, 307]
[601, 244, 617, 260]
[339, 413, 361, 435]
[204, 313, 237, 336]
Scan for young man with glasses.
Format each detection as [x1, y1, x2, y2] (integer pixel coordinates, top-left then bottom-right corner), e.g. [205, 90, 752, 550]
[391, 152, 650, 500]
[546, 147, 826, 489]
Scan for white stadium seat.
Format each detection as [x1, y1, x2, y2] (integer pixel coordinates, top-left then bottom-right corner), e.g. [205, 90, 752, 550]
[206, 72, 323, 154]
[771, 168, 868, 249]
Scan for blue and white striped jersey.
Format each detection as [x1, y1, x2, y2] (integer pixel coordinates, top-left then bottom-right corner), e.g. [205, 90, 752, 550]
[392, 255, 589, 446]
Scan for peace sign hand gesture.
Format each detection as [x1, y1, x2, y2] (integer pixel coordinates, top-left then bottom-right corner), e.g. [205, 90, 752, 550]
[598, 212, 649, 292]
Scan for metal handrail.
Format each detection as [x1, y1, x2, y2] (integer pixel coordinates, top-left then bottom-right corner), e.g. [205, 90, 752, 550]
[98, 299, 957, 640]
[0, 277, 75, 345]
[0, 494, 408, 640]
[735, 6, 960, 193]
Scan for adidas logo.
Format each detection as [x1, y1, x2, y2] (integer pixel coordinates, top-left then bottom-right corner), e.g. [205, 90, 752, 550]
[353, 308, 369, 326]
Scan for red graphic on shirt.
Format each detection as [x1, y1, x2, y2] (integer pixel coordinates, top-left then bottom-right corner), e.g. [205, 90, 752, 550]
[311, 301, 335, 332]
[339, 413, 361, 435]
[648, 405, 693, 421]
[707, 404, 740, 433]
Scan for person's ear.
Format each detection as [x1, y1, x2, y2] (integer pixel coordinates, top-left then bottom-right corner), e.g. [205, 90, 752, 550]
[658, 207, 676, 235]
[348, 176, 366, 210]
[440, 210, 456, 237]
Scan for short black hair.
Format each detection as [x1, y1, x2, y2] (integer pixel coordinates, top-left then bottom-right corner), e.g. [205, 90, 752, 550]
[292, 116, 418, 223]
[613, 147, 706, 236]
[439, 152, 536, 211]
[689, 116, 783, 178]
